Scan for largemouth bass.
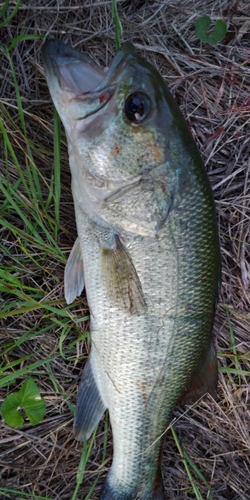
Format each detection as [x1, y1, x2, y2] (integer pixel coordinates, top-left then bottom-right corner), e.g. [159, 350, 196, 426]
[42, 39, 220, 500]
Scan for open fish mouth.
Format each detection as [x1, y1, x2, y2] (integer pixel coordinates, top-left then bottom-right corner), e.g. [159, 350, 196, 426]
[42, 39, 137, 120]
[42, 39, 117, 119]
[42, 39, 105, 94]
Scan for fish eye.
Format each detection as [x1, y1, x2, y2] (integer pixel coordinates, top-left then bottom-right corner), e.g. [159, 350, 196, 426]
[124, 92, 151, 124]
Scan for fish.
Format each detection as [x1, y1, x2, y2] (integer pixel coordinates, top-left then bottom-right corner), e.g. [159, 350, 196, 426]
[42, 39, 220, 500]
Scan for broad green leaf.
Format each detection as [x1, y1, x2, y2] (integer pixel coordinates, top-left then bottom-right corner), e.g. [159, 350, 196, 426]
[1, 377, 46, 427]
[208, 20, 227, 44]
[195, 16, 227, 45]
[195, 16, 211, 42]
[1, 392, 24, 427]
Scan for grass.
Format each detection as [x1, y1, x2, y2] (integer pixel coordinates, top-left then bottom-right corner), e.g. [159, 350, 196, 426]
[171, 427, 213, 500]
[0, 490, 54, 500]
[1, 23, 93, 498]
[0, 7, 99, 500]
[1, 0, 250, 499]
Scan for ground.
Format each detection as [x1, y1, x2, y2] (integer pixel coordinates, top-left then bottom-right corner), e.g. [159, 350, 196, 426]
[0, 1, 250, 499]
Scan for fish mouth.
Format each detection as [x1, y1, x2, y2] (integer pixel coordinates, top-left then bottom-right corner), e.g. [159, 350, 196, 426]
[42, 39, 135, 119]
[42, 39, 105, 95]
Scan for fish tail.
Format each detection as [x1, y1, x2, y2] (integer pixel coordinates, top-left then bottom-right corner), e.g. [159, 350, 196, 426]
[99, 483, 164, 500]
[100, 464, 164, 499]
[99, 480, 132, 500]
[152, 461, 165, 499]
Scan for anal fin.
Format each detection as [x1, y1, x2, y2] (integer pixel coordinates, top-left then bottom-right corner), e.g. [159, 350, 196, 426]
[73, 360, 106, 441]
[64, 237, 84, 305]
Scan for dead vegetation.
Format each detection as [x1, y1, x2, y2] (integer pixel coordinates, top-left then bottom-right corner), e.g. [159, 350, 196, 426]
[0, 1, 250, 499]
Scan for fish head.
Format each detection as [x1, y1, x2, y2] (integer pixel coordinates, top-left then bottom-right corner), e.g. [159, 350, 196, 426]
[42, 40, 180, 200]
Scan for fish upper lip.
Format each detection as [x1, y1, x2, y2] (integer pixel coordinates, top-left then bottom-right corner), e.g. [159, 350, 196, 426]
[42, 39, 106, 95]
[42, 39, 136, 97]
[42, 39, 79, 68]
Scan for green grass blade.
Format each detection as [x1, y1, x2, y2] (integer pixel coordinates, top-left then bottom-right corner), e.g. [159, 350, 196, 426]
[0, 0, 10, 19]
[0, 181, 41, 238]
[0, 0, 21, 27]
[112, 0, 123, 49]
[171, 426, 204, 500]
[0, 357, 56, 388]
[6, 52, 43, 208]
[0, 113, 31, 199]
[183, 450, 213, 500]
[0, 489, 54, 500]
[0, 219, 65, 260]
[71, 427, 98, 500]
[6, 33, 43, 52]
[218, 366, 250, 376]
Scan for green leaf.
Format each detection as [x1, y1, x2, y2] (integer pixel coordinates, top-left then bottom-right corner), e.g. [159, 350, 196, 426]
[1, 392, 24, 427]
[195, 16, 211, 42]
[195, 16, 227, 45]
[1, 377, 46, 427]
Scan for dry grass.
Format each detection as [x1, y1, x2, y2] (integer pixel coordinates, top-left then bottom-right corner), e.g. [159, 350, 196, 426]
[0, 1, 250, 499]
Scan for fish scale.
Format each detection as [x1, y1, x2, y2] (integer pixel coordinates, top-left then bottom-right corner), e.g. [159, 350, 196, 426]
[42, 39, 220, 499]
[75, 205, 214, 495]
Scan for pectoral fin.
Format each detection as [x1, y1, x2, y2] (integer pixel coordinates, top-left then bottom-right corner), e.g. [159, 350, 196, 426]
[101, 234, 147, 315]
[64, 238, 84, 305]
[73, 360, 106, 441]
[180, 341, 218, 405]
